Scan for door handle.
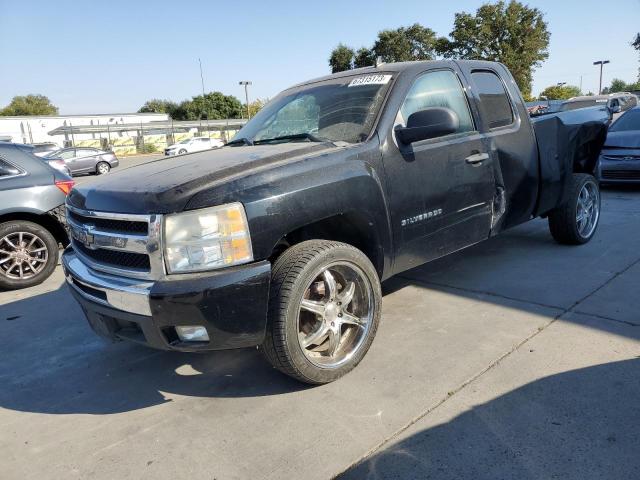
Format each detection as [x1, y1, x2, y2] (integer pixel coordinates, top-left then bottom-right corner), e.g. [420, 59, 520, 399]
[465, 152, 489, 165]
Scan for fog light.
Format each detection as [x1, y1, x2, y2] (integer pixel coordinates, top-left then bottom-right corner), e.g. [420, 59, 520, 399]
[175, 326, 210, 342]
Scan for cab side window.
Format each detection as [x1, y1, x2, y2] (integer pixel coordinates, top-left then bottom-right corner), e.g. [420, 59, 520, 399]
[398, 70, 475, 137]
[471, 71, 514, 129]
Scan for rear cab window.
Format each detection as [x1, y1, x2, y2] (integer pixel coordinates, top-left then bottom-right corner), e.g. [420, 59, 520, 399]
[471, 71, 515, 129]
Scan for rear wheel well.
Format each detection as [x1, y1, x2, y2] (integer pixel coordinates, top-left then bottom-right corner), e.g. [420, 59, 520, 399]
[0, 211, 69, 247]
[269, 213, 383, 278]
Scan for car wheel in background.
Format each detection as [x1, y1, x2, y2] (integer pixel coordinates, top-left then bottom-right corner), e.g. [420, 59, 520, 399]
[261, 240, 382, 384]
[178, 149, 187, 155]
[0, 220, 59, 290]
[548, 173, 601, 245]
[96, 162, 111, 175]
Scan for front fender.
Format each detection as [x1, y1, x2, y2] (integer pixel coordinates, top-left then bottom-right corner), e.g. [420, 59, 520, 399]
[186, 144, 393, 277]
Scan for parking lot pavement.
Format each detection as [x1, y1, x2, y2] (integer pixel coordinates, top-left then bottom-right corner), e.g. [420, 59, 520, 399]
[1, 187, 639, 480]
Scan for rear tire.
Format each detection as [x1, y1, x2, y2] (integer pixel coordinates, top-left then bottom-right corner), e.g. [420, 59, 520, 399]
[0, 221, 59, 290]
[261, 240, 381, 384]
[96, 162, 110, 175]
[548, 173, 600, 245]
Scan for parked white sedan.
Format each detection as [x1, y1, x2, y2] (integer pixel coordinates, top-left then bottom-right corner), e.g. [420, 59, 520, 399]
[164, 137, 224, 156]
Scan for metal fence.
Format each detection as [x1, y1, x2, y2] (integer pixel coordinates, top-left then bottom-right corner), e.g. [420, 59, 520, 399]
[48, 119, 247, 156]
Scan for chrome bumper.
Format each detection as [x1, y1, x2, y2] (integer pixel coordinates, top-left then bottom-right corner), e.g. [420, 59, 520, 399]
[62, 250, 153, 316]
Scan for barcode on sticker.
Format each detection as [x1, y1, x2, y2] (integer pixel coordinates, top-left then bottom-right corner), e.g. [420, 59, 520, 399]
[348, 74, 392, 87]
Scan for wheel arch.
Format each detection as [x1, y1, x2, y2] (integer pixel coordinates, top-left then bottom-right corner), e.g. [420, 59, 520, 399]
[0, 210, 69, 247]
[271, 211, 385, 279]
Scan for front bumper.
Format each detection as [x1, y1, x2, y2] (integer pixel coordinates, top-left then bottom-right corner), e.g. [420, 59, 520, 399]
[62, 249, 271, 352]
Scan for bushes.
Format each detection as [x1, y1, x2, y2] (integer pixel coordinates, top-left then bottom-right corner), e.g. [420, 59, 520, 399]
[138, 144, 158, 154]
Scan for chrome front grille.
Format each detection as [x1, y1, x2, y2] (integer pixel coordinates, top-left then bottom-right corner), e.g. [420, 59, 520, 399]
[66, 204, 164, 280]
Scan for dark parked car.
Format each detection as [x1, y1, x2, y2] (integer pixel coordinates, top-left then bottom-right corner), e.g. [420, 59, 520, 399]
[597, 106, 640, 183]
[45, 147, 119, 176]
[63, 60, 607, 384]
[0, 143, 73, 289]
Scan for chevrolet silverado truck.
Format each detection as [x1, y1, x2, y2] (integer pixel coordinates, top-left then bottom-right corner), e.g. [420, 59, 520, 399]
[62, 60, 608, 384]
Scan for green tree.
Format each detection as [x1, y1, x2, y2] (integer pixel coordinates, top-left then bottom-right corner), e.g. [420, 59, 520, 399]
[329, 44, 354, 73]
[372, 24, 439, 63]
[329, 24, 441, 73]
[354, 47, 376, 69]
[138, 99, 179, 116]
[172, 92, 243, 121]
[243, 98, 268, 118]
[602, 78, 640, 94]
[439, 1, 550, 99]
[539, 84, 581, 100]
[0, 94, 58, 116]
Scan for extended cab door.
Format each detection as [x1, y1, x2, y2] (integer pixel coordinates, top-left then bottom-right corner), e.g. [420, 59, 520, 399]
[384, 68, 495, 274]
[456, 64, 539, 230]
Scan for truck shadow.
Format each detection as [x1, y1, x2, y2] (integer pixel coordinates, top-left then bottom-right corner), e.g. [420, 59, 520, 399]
[339, 358, 640, 480]
[0, 284, 311, 415]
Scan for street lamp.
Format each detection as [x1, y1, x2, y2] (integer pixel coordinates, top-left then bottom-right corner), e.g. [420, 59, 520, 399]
[239, 81, 252, 119]
[557, 82, 566, 87]
[593, 60, 610, 95]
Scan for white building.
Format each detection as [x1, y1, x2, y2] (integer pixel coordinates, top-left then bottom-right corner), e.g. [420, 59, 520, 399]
[0, 112, 169, 146]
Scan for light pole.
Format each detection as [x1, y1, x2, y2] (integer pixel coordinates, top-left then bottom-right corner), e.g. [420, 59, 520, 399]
[593, 60, 610, 95]
[239, 81, 252, 119]
[557, 82, 566, 87]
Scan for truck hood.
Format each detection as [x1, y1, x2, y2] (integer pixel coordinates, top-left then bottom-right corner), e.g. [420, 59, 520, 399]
[68, 142, 335, 213]
[604, 131, 640, 149]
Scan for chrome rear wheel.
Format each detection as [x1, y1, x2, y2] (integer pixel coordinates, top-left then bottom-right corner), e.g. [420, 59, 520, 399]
[576, 181, 599, 239]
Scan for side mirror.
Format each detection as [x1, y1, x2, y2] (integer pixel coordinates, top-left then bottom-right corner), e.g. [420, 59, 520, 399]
[610, 105, 622, 114]
[395, 107, 460, 144]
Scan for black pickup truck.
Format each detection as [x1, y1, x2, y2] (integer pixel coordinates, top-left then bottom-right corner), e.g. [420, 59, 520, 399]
[62, 60, 608, 384]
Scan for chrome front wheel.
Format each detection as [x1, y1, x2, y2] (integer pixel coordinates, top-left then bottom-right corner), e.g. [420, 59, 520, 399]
[262, 240, 382, 384]
[297, 262, 374, 369]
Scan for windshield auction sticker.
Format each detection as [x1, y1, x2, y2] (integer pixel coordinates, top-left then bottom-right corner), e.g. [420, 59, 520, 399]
[348, 74, 392, 87]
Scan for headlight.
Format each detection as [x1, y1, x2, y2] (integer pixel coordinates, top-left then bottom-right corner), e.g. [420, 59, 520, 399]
[163, 203, 253, 273]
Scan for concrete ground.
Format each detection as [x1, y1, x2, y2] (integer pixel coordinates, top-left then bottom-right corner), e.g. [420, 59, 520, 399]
[0, 187, 639, 480]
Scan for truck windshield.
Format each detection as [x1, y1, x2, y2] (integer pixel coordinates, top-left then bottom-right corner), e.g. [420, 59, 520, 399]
[231, 74, 393, 145]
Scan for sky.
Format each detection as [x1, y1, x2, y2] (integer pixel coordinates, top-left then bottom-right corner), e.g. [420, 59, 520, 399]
[0, 0, 638, 114]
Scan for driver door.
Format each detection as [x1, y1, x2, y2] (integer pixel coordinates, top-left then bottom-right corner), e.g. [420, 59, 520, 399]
[384, 68, 495, 273]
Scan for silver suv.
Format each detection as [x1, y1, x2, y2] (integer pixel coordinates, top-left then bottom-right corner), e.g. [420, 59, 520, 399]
[0, 143, 73, 289]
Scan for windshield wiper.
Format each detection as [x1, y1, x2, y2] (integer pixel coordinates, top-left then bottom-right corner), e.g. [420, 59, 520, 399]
[227, 137, 254, 146]
[253, 133, 328, 144]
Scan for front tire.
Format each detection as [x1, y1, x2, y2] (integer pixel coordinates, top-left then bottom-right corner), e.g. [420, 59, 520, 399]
[261, 240, 381, 384]
[0, 221, 59, 290]
[178, 149, 187, 155]
[548, 173, 600, 245]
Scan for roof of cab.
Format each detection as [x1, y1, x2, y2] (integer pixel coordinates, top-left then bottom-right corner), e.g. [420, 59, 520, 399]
[286, 59, 504, 91]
